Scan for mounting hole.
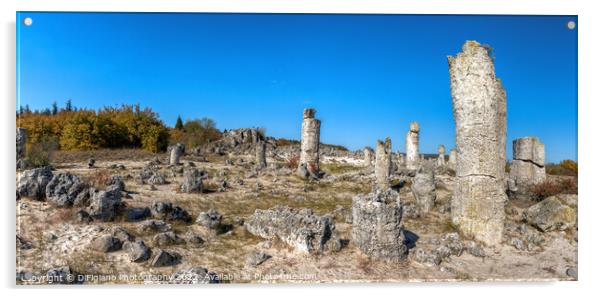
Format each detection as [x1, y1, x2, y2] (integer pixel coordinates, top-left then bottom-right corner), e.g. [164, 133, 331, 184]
[567, 21, 576, 30]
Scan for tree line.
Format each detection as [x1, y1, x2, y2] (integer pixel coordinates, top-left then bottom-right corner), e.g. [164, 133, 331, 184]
[16, 101, 221, 153]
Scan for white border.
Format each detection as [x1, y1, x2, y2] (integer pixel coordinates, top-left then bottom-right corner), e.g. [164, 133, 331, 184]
[2, 0, 600, 296]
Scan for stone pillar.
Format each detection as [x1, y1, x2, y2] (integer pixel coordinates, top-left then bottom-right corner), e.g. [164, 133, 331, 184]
[363, 147, 374, 167]
[297, 108, 321, 177]
[448, 40, 507, 246]
[448, 148, 457, 171]
[374, 138, 392, 190]
[169, 143, 185, 165]
[509, 137, 546, 198]
[16, 128, 27, 169]
[352, 189, 407, 262]
[411, 171, 436, 215]
[255, 141, 267, 170]
[406, 122, 420, 170]
[437, 144, 446, 167]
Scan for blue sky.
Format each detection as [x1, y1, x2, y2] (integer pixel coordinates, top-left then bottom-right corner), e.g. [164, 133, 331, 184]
[16, 13, 577, 162]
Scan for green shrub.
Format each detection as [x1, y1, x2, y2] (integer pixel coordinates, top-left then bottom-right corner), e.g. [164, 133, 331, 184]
[26, 138, 58, 167]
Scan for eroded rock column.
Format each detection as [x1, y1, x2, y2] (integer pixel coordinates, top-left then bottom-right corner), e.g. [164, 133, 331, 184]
[509, 137, 546, 198]
[374, 138, 392, 190]
[405, 122, 420, 170]
[255, 141, 267, 170]
[448, 148, 457, 171]
[363, 147, 374, 167]
[16, 128, 27, 170]
[169, 143, 185, 165]
[352, 189, 407, 261]
[297, 108, 321, 177]
[437, 144, 446, 167]
[449, 40, 507, 246]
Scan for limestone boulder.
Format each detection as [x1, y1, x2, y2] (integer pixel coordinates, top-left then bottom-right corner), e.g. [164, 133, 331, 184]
[245, 205, 341, 254]
[523, 196, 577, 232]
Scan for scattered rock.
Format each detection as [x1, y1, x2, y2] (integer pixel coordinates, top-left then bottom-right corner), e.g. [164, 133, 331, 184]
[87, 187, 122, 221]
[88, 158, 96, 168]
[125, 207, 151, 222]
[196, 209, 223, 230]
[139, 220, 172, 233]
[123, 240, 152, 262]
[45, 172, 88, 207]
[17, 167, 53, 200]
[150, 249, 181, 267]
[180, 168, 205, 193]
[523, 196, 577, 232]
[46, 266, 74, 284]
[245, 205, 341, 254]
[153, 231, 184, 247]
[90, 235, 122, 253]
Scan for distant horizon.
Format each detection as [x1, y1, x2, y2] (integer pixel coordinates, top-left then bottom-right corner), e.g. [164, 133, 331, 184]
[16, 12, 578, 162]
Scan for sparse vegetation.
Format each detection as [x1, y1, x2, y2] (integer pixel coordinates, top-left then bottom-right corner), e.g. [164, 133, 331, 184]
[546, 160, 578, 176]
[529, 178, 578, 201]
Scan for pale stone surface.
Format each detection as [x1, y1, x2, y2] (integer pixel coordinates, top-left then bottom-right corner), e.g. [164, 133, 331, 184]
[374, 138, 392, 190]
[448, 149, 457, 171]
[411, 171, 437, 215]
[352, 189, 407, 261]
[363, 147, 374, 167]
[298, 108, 321, 177]
[169, 143, 185, 166]
[437, 144, 446, 167]
[449, 40, 508, 246]
[255, 141, 267, 170]
[16, 128, 27, 169]
[405, 122, 420, 170]
[509, 137, 546, 198]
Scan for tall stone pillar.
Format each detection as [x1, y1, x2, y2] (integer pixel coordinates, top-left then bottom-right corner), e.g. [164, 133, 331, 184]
[16, 128, 27, 169]
[298, 108, 321, 176]
[169, 143, 185, 165]
[363, 147, 374, 167]
[405, 122, 420, 170]
[437, 144, 446, 167]
[448, 148, 457, 171]
[255, 141, 267, 170]
[375, 138, 392, 190]
[448, 40, 507, 246]
[509, 137, 546, 198]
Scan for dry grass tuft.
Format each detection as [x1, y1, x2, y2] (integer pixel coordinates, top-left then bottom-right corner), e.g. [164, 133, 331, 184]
[530, 178, 577, 201]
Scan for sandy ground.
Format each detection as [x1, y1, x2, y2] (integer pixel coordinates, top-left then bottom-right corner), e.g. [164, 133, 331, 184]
[15, 151, 577, 284]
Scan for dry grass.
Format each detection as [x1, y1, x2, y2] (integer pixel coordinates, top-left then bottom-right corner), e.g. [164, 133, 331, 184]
[52, 149, 159, 163]
[530, 178, 578, 201]
[285, 154, 300, 170]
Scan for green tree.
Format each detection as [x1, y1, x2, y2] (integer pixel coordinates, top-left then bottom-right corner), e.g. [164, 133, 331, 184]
[175, 115, 184, 130]
[51, 101, 58, 115]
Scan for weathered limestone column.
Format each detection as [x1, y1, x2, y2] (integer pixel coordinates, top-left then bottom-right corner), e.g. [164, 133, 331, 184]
[437, 144, 446, 167]
[405, 122, 420, 170]
[16, 128, 27, 169]
[352, 189, 407, 262]
[509, 137, 546, 198]
[374, 138, 392, 190]
[448, 148, 457, 171]
[363, 147, 374, 167]
[411, 171, 436, 215]
[449, 40, 507, 246]
[255, 140, 267, 170]
[169, 143, 185, 165]
[297, 108, 321, 177]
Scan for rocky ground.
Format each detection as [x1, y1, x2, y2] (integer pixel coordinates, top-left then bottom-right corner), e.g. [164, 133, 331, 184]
[15, 145, 577, 284]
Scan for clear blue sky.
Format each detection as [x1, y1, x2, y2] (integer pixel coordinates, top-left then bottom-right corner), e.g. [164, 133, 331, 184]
[16, 12, 577, 162]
